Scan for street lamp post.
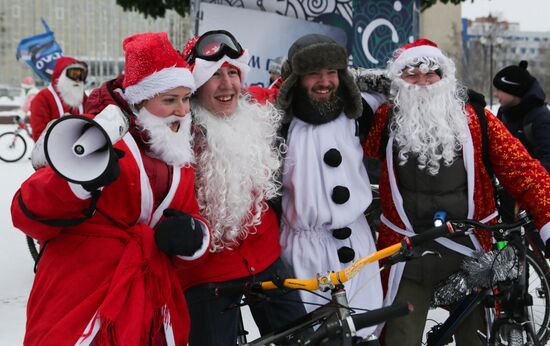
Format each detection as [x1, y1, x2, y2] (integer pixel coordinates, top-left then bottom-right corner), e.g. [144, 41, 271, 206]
[480, 33, 504, 109]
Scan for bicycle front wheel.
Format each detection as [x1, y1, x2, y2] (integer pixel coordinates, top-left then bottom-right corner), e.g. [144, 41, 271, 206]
[0, 131, 27, 162]
[526, 249, 550, 344]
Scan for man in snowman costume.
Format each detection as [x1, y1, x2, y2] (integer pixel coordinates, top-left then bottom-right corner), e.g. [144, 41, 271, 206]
[276, 33, 385, 336]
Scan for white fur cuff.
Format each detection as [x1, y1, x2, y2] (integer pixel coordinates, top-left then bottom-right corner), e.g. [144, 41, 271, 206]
[177, 219, 211, 261]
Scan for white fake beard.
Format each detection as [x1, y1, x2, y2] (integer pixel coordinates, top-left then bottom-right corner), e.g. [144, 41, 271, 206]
[136, 107, 194, 167]
[56, 73, 85, 108]
[390, 76, 469, 175]
[193, 98, 283, 252]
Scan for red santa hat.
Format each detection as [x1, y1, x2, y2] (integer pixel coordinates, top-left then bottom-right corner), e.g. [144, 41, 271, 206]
[123, 32, 195, 105]
[388, 38, 453, 78]
[181, 32, 250, 89]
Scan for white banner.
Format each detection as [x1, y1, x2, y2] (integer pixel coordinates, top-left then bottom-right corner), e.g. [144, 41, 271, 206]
[199, 3, 347, 87]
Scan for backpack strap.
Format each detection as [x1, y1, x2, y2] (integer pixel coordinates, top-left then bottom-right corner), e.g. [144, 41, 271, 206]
[522, 116, 535, 149]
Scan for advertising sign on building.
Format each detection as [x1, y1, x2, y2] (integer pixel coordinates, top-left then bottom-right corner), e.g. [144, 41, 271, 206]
[196, 0, 420, 85]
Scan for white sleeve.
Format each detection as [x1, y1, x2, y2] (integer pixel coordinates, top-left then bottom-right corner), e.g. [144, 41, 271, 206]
[361, 91, 387, 114]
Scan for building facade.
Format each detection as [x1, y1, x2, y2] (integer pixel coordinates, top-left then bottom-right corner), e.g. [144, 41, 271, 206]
[463, 15, 550, 104]
[0, 0, 191, 87]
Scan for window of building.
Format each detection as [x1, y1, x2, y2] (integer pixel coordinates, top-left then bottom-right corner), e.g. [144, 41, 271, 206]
[12, 5, 20, 18]
[521, 48, 527, 54]
[531, 48, 536, 54]
[56, 7, 64, 20]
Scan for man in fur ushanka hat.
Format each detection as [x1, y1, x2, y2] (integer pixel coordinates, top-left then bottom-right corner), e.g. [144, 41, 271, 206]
[276, 33, 385, 337]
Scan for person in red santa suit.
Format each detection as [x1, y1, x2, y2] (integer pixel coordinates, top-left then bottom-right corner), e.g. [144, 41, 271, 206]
[30, 56, 88, 141]
[179, 30, 307, 346]
[11, 32, 210, 346]
[362, 38, 550, 345]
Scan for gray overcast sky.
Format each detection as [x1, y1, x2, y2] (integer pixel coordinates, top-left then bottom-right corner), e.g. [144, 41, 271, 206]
[461, 0, 550, 32]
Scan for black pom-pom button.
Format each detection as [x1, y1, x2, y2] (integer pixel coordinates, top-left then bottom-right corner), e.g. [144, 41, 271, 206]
[332, 227, 352, 240]
[323, 148, 342, 167]
[331, 186, 350, 204]
[337, 246, 355, 263]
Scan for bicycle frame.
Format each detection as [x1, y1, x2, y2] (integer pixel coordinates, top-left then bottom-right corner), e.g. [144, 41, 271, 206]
[225, 224, 455, 345]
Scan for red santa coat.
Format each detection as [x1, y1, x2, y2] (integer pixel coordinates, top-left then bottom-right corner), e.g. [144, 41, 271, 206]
[11, 133, 210, 346]
[363, 103, 550, 308]
[177, 206, 281, 289]
[30, 57, 88, 141]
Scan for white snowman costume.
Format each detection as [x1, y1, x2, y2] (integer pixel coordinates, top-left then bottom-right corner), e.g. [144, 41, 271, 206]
[280, 111, 384, 337]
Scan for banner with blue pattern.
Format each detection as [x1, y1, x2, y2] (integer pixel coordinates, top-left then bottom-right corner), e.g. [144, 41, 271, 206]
[16, 18, 63, 82]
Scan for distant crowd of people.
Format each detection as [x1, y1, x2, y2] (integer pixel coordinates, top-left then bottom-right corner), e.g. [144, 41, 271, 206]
[11, 28, 550, 346]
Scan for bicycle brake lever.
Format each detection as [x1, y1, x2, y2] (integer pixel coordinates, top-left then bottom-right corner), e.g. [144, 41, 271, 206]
[421, 250, 441, 258]
[384, 249, 441, 267]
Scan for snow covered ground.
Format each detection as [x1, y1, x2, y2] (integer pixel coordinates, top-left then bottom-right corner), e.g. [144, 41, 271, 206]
[0, 123, 452, 345]
[0, 124, 35, 345]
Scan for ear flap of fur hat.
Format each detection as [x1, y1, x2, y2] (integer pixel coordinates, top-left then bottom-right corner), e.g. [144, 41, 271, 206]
[276, 72, 299, 124]
[338, 69, 363, 119]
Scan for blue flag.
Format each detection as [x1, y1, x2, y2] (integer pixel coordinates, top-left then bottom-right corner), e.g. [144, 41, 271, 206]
[16, 18, 63, 83]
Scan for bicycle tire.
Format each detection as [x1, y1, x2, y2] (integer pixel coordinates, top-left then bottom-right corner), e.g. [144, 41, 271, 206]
[525, 249, 550, 345]
[0, 132, 27, 162]
[26, 235, 39, 262]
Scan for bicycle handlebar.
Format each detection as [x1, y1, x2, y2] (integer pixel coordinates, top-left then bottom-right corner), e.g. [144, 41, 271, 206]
[215, 222, 458, 295]
[214, 217, 533, 296]
[351, 302, 413, 330]
[449, 217, 531, 233]
[303, 303, 413, 345]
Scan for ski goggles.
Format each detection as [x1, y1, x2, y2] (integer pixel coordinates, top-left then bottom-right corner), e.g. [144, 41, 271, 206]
[186, 30, 244, 65]
[66, 67, 88, 82]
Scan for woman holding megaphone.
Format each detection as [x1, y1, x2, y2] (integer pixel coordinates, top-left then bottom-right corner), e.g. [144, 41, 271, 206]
[11, 32, 211, 346]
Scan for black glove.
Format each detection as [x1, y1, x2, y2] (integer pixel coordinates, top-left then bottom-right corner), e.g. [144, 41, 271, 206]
[545, 239, 550, 259]
[155, 208, 204, 256]
[81, 148, 125, 192]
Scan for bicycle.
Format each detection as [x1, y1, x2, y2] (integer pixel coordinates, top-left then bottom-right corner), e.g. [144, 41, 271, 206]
[0, 114, 32, 162]
[425, 212, 550, 346]
[214, 222, 463, 345]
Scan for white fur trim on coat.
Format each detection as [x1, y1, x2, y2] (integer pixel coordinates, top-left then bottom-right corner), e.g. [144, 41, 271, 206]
[124, 67, 195, 105]
[393, 45, 445, 68]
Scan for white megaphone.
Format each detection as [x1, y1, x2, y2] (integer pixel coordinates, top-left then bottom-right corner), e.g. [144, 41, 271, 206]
[31, 104, 130, 184]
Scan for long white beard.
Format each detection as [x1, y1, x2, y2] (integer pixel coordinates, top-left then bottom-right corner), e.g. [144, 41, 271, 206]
[193, 98, 283, 252]
[136, 107, 194, 166]
[56, 73, 85, 108]
[390, 76, 469, 175]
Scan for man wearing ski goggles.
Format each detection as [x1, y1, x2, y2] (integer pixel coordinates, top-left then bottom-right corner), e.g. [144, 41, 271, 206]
[180, 30, 307, 346]
[29, 57, 88, 141]
[65, 66, 88, 82]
